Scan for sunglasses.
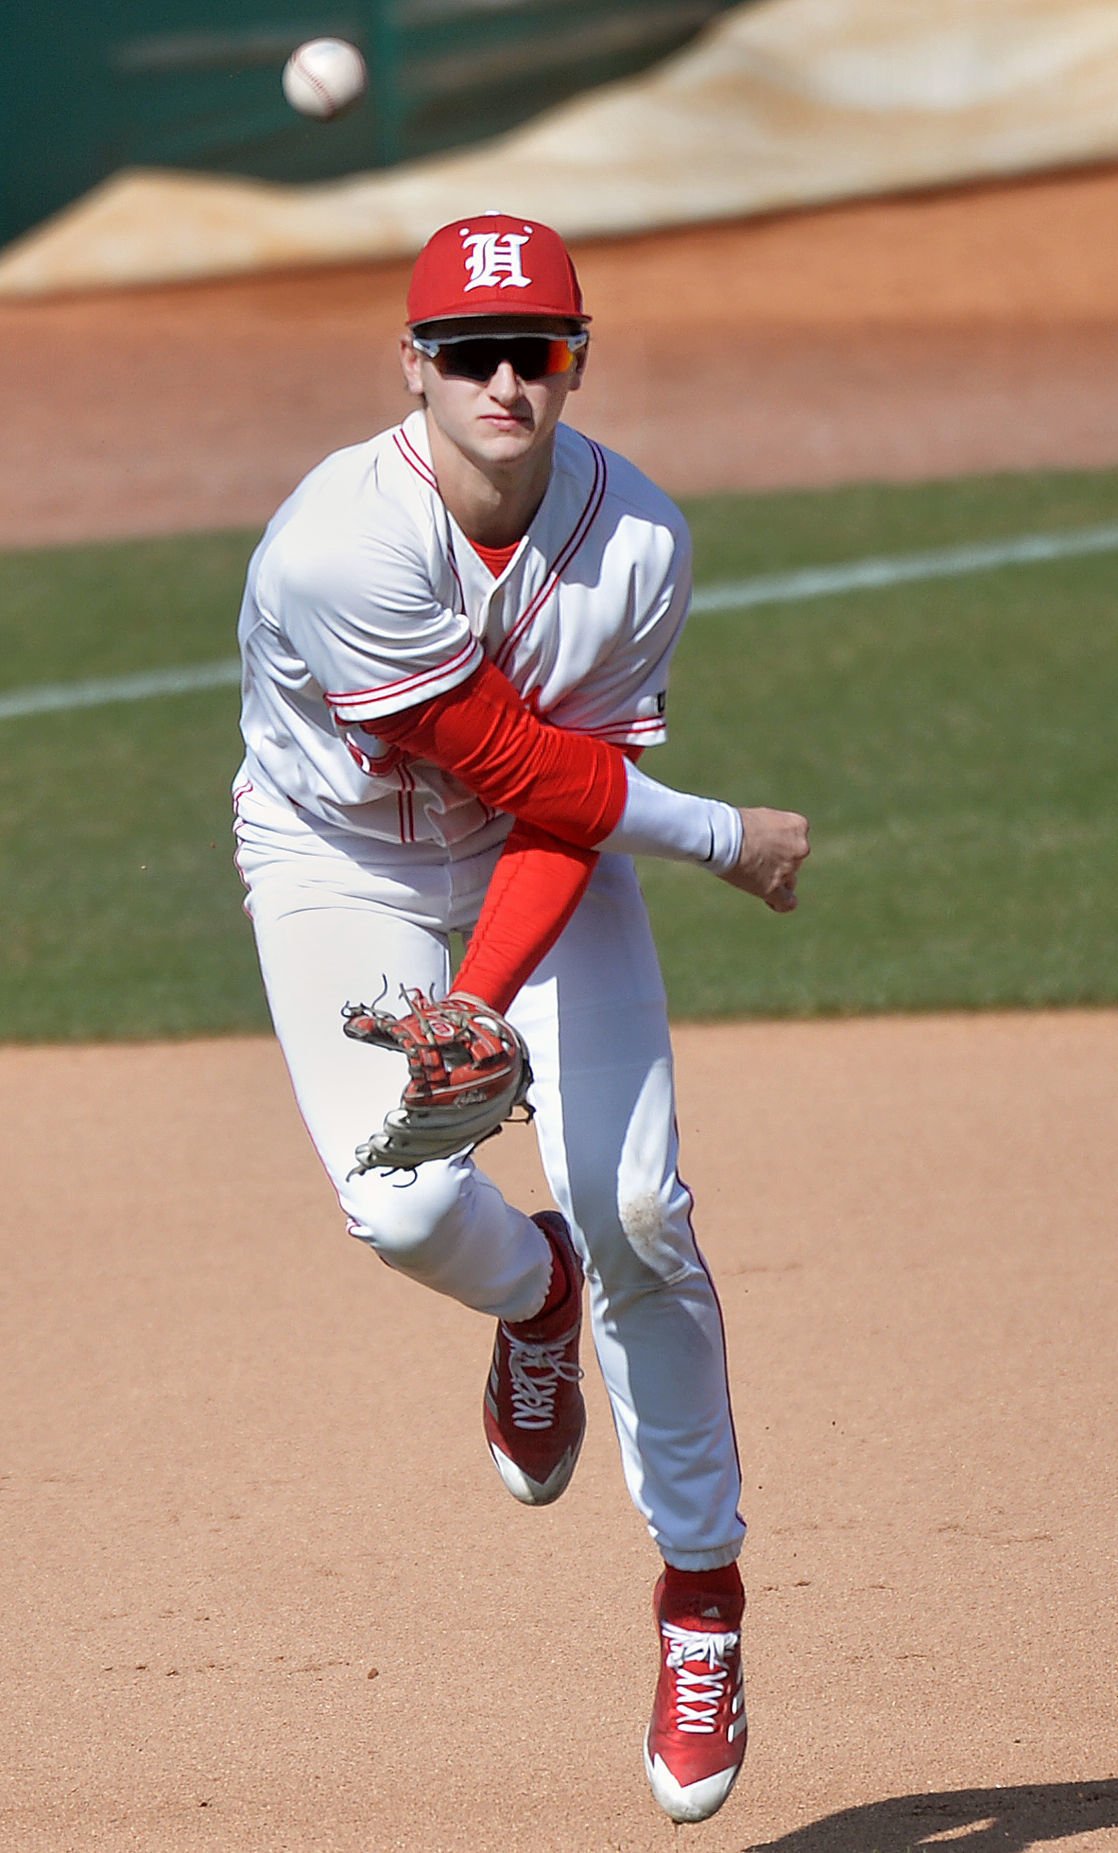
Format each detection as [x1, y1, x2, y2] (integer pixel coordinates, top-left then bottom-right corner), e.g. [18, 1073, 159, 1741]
[411, 331, 588, 383]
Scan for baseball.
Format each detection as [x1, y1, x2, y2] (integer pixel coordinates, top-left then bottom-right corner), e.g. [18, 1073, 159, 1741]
[282, 39, 367, 120]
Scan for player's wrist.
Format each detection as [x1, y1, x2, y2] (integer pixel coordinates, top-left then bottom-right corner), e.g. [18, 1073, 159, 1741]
[599, 761, 743, 873]
[704, 800, 744, 875]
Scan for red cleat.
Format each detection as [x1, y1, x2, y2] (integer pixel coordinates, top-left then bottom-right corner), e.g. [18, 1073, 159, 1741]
[644, 1571, 747, 1823]
[483, 1212, 585, 1507]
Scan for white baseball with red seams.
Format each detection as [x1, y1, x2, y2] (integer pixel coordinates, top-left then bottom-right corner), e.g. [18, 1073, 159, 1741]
[282, 39, 367, 120]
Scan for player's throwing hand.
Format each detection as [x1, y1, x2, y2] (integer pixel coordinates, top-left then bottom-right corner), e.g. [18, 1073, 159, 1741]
[721, 807, 811, 912]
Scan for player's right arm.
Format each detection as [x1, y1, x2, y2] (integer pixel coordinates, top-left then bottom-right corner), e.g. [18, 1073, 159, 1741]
[365, 659, 807, 1012]
[369, 656, 810, 909]
[263, 492, 806, 1012]
[264, 485, 805, 904]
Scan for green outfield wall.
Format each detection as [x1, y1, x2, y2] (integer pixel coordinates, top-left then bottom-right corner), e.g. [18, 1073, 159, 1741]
[2, 0, 739, 248]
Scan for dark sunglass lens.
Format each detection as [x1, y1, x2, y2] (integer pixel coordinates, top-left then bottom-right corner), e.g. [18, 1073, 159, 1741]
[503, 338, 554, 380]
[440, 340, 502, 382]
[438, 337, 558, 382]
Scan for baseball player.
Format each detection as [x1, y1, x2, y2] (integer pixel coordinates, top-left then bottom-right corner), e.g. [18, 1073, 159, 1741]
[232, 213, 809, 1825]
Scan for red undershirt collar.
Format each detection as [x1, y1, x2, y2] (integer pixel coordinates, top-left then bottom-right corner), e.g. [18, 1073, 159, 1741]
[468, 536, 522, 577]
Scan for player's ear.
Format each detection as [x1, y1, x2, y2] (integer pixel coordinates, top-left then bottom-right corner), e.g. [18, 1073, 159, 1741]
[568, 336, 589, 393]
[400, 331, 425, 400]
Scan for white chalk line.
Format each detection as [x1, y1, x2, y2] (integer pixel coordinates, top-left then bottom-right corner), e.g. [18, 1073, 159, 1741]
[688, 520, 1118, 613]
[3, 521, 1117, 724]
[0, 658, 241, 721]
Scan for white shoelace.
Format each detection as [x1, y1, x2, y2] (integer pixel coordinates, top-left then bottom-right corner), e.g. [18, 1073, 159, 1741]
[661, 1623, 741, 1734]
[505, 1332, 583, 1430]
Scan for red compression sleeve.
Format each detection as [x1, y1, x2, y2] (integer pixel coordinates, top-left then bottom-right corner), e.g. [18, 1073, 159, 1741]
[364, 663, 639, 1009]
[453, 744, 647, 1010]
[452, 820, 596, 1014]
[364, 657, 627, 846]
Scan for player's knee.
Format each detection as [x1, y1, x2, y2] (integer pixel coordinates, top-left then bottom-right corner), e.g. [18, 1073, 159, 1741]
[344, 1163, 465, 1273]
[575, 1179, 701, 1297]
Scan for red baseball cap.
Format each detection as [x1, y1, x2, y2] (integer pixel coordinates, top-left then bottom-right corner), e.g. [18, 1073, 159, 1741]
[406, 213, 589, 326]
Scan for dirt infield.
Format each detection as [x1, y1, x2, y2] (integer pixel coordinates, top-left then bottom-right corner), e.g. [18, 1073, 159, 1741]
[4, 1020, 1116, 1850]
[2, 170, 1117, 1850]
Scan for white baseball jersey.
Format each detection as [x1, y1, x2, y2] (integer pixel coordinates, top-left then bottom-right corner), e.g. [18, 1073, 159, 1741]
[231, 402, 745, 1576]
[236, 409, 691, 850]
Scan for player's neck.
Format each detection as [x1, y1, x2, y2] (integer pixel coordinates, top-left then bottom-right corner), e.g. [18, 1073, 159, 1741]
[424, 419, 555, 547]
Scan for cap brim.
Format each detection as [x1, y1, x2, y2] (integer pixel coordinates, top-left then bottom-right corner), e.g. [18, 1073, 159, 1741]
[408, 303, 590, 327]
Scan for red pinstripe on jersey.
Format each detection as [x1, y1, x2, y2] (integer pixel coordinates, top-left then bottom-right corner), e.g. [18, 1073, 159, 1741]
[324, 632, 481, 718]
[493, 438, 606, 675]
[393, 425, 439, 490]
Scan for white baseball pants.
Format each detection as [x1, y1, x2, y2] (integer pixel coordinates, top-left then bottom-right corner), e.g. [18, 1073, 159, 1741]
[234, 783, 745, 1571]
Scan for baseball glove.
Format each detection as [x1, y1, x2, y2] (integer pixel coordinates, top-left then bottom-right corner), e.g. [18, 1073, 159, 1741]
[342, 988, 533, 1173]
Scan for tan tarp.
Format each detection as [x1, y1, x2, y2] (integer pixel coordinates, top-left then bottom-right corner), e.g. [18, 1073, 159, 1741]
[4, 0, 1117, 296]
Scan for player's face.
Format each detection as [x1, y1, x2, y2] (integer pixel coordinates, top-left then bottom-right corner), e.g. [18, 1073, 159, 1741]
[399, 317, 587, 473]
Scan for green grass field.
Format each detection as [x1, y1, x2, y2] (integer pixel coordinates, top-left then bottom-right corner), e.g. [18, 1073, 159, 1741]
[1, 467, 1114, 1040]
